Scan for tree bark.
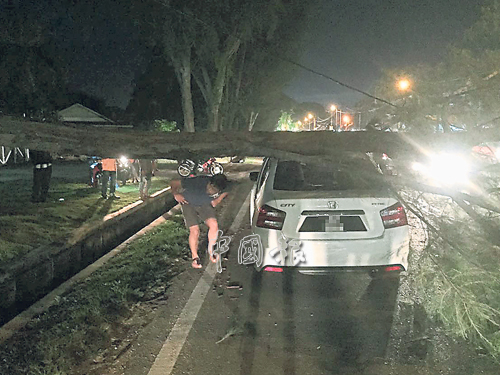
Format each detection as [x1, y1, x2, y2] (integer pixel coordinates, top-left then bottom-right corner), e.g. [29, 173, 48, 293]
[202, 37, 241, 132]
[2, 117, 500, 161]
[172, 54, 195, 133]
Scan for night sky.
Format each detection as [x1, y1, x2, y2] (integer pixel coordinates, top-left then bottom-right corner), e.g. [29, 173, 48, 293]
[1, 0, 486, 110]
[284, 0, 484, 109]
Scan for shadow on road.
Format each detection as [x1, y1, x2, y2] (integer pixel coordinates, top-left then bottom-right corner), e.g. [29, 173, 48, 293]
[239, 271, 400, 375]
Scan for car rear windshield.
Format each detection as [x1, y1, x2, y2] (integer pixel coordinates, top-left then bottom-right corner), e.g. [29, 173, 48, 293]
[273, 159, 386, 191]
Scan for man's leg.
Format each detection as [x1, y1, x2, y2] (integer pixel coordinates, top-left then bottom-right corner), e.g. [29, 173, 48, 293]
[189, 224, 202, 268]
[102, 170, 109, 197]
[205, 217, 219, 263]
[39, 166, 52, 202]
[144, 174, 152, 197]
[32, 168, 41, 202]
[109, 171, 117, 194]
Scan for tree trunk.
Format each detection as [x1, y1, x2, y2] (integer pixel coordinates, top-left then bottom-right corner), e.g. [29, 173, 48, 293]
[2, 117, 499, 160]
[225, 44, 246, 130]
[204, 37, 241, 132]
[248, 111, 258, 131]
[208, 65, 227, 131]
[171, 52, 195, 133]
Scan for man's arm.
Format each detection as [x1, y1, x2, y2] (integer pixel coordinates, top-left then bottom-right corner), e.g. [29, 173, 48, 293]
[170, 179, 188, 204]
[211, 192, 228, 207]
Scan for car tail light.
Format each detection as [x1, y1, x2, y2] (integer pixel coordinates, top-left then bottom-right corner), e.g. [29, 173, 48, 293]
[256, 205, 286, 230]
[264, 266, 283, 272]
[380, 202, 408, 229]
[385, 265, 403, 272]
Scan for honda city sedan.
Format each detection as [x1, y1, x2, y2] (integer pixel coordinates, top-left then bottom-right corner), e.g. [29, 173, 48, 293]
[249, 157, 410, 278]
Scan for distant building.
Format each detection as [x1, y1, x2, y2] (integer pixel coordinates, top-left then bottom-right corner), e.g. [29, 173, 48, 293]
[57, 104, 132, 128]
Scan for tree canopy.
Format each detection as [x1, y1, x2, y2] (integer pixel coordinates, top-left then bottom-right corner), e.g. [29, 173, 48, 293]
[356, 0, 500, 133]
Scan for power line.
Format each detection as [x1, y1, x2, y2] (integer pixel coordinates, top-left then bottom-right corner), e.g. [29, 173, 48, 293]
[153, 0, 397, 108]
[279, 57, 397, 108]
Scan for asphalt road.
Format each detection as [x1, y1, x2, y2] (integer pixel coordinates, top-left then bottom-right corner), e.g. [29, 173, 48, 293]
[108, 174, 402, 375]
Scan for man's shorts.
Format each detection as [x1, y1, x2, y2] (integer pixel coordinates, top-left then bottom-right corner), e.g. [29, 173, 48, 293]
[181, 203, 216, 228]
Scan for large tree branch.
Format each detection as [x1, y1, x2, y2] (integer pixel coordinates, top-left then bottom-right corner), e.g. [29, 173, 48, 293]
[2, 118, 500, 160]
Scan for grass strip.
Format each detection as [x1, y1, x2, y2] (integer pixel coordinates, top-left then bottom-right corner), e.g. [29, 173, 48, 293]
[0, 215, 189, 375]
[0, 177, 170, 262]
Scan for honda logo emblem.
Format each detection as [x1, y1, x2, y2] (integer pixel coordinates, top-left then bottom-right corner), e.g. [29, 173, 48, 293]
[327, 201, 338, 209]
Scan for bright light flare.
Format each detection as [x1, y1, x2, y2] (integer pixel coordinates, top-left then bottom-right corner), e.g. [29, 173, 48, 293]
[119, 156, 129, 166]
[415, 152, 471, 186]
[397, 78, 411, 92]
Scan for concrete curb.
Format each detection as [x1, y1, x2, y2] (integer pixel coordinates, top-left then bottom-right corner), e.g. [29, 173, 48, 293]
[0, 203, 182, 344]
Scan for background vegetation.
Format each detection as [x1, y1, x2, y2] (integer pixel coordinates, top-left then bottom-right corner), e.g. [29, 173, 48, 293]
[0, 216, 189, 374]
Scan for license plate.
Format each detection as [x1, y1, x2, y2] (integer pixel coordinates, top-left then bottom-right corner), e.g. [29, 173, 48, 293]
[299, 216, 366, 232]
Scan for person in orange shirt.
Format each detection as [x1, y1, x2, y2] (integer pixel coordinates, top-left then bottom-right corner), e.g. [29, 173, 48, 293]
[101, 158, 120, 199]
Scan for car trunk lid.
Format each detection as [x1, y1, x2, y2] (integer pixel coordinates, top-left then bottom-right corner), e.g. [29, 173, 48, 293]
[270, 190, 395, 240]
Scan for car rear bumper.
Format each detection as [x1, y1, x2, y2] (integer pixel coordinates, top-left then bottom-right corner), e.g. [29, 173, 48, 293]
[256, 264, 405, 277]
[253, 227, 410, 271]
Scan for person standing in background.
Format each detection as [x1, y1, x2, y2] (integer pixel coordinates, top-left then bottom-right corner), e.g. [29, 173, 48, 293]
[101, 158, 120, 199]
[30, 150, 52, 203]
[130, 159, 140, 183]
[139, 159, 154, 200]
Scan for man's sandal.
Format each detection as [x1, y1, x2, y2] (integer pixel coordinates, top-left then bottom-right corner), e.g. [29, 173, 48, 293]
[192, 257, 202, 269]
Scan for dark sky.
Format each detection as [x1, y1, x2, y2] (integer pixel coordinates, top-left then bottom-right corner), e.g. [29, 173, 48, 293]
[284, 0, 484, 109]
[2, 0, 485, 110]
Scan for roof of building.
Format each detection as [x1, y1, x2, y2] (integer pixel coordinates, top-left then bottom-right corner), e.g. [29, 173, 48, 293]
[57, 103, 114, 124]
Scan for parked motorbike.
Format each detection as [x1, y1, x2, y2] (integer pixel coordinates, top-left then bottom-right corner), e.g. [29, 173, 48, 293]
[88, 157, 102, 188]
[367, 152, 398, 176]
[177, 157, 224, 177]
[89, 156, 131, 187]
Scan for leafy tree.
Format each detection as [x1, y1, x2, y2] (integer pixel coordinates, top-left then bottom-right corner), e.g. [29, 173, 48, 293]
[125, 56, 185, 130]
[0, 3, 67, 115]
[276, 111, 303, 131]
[154, 119, 179, 132]
[133, 0, 316, 132]
[361, 0, 500, 132]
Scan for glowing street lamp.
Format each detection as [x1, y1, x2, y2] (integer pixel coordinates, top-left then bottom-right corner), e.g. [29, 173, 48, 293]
[307, 113, 316, 130]
[329, 105, 337, 131]
[397, 78, 411, 92]
[342, 114, 352, 129]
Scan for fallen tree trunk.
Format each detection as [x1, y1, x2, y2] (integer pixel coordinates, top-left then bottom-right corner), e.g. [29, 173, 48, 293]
[1, 117, 500, 160]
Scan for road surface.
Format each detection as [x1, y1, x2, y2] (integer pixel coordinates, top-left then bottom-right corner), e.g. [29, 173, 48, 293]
[104, 175, 402, 375]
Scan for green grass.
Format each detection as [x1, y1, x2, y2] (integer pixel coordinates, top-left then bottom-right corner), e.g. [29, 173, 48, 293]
[0, 176, 170, 262]
[0, 216, 189, 375]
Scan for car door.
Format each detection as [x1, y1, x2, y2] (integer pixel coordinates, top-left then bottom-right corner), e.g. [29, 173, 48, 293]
[250, 158, 271, 225]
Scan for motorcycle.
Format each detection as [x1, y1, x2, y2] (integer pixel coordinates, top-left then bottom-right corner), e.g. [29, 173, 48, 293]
[367, 152, 398, 176]
[177, 157, 224, 177]
[89, 156, 131, 187]
[89, 157, 102, 188]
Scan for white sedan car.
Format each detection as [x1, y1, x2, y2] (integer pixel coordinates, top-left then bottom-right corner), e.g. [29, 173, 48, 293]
[249, 158, 410, 277]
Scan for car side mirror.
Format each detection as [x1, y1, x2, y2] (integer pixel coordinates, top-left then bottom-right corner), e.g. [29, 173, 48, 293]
[249, 171, 259, 181]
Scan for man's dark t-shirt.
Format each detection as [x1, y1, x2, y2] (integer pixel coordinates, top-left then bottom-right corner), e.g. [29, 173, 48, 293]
[182, 176, 212, 206]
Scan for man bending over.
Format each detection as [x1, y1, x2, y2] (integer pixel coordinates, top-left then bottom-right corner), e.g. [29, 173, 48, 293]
[170, 174, 228, 269]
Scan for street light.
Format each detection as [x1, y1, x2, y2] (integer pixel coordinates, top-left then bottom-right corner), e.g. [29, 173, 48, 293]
[342, 114, 352, 130]
[307, 113, 315, 130]
[397, 78, 411, 92]
[329, 105, 337, 131]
